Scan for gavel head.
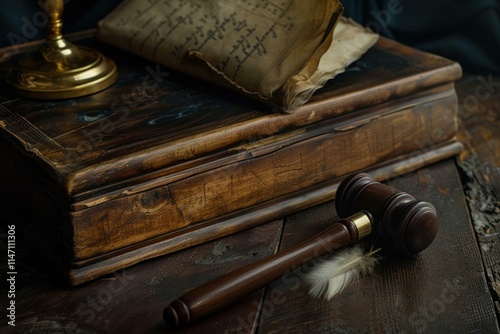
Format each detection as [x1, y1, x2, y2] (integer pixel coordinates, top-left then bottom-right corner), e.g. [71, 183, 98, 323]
[335, 173, 438, 256]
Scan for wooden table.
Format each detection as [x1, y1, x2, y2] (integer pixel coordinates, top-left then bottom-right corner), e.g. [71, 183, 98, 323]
[1, 74, 499, 333]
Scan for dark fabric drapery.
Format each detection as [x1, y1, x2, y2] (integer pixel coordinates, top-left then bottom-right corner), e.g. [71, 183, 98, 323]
[343, 0, 500, 74]
[1, 0, 122, 48]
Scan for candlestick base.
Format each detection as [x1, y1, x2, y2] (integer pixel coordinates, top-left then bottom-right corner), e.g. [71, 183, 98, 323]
[6, 38, 117, 99]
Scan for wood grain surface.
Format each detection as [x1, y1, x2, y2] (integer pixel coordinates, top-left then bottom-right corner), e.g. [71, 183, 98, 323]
[455, 74, 500, 320]
[1, 161, 498, 333]
[0, 220, 285, 333]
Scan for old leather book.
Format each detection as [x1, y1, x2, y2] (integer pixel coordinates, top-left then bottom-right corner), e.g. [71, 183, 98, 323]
[0, 37, 462, 285]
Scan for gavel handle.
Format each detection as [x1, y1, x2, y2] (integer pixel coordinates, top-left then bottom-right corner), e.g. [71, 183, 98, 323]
[164, 213, 371, 328]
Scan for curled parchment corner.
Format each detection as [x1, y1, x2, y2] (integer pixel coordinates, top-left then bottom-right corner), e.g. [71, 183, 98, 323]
[283, 17, 379, 113]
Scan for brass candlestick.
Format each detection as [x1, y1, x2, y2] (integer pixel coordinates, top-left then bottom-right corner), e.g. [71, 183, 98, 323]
[6, 0, 117, 99]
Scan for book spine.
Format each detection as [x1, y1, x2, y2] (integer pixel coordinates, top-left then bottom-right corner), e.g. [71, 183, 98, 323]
[71, 89, 458, 260]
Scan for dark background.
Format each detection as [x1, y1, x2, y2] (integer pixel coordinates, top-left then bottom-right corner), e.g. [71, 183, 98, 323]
[1, 0, 499, 74]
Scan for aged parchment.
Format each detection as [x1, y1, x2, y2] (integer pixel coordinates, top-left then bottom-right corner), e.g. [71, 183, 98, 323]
[98, 0, 378, 112]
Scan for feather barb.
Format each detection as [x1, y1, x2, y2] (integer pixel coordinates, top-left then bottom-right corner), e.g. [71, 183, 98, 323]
[306, 245, 380, 301]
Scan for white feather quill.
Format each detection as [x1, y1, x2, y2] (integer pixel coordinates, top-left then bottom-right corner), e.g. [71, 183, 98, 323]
[306, 245, 380, 301]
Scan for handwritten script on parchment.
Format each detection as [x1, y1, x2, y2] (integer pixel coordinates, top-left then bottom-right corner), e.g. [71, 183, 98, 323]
[98, 0, 378, 112]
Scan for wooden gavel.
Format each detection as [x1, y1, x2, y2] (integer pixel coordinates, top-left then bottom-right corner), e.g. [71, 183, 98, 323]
[163, 173, 439, 328]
